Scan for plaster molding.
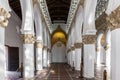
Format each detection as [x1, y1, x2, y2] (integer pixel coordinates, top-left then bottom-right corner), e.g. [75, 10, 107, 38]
[0, 7, 11, 28]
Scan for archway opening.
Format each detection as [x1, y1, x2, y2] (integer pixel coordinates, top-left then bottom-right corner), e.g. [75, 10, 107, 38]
[51, 26, 67, 63]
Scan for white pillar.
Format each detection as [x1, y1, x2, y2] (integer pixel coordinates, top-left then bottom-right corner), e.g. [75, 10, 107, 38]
[106, 5, 120, 80]
[0, 27, 6, 79]
[22, 34, 35, 79]
[83, 35, 96, 78]
[43, 47, 48, 67]
[36, 41, 43, 71]
[111, 29, 120, 80]
[74, 43, 82, 71]
[0, 7, 11, 79]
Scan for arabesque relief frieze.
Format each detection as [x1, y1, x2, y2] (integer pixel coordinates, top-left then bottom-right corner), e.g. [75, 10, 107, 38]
[106, 5, 120, 31]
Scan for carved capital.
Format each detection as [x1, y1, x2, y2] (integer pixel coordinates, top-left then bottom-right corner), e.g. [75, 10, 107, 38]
[43, 46, 48, 50]
[36, 41, 43, 48]
[106, 6, 120, 31]
[22, 34, 35, 44]
[82, 35, 96, 44]
[74, 43, 82, 49]
[0, 7, 11, 28]
[71, 46, 75, 51]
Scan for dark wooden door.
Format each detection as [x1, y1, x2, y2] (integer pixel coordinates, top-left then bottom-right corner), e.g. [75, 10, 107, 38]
[8, 47, 19, 71]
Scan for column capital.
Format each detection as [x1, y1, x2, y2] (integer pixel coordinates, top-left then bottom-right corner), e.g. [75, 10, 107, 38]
[82, 35, 96, 44]
[71, 46, 75, 51]
[22, 34, 35, 44]
[106, 5, 120, 31]
[36, 41, 43, 48]
[0, 7, 11, 28]
[43, 46, 48, 50]
[74, 43, 83, 49]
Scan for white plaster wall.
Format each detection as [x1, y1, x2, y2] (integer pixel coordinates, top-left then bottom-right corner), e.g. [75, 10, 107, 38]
[52, 41, 67, 63]
[5, 11, 22, 66]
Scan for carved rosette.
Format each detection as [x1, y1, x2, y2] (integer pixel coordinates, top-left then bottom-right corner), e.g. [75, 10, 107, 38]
[36, 41, 43, 48]
[82, 35, 96, 44]
[106, 5, 120, 31]
[0, 7, 11, 28]
[74, 43, 83, 49]
[22, 34, 35, 44]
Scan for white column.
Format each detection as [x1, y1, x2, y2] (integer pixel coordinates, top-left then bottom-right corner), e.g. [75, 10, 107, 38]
[43, 47, 48, 67]
[106, 5, 120, 80]
[36, 41, 43, 71]
[74, 43, 82, 71]
[104, 29, 111, 80]
[0, 7, 11, 79]
[22, 34, 35, 79]
[111, 29, 120, 80]
[83, 35, 96, 78]
[34, 4, 43, 72]
[74, 5, 83, 71]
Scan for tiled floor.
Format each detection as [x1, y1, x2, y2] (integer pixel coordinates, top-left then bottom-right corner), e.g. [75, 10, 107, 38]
[35, 63, 103, 80]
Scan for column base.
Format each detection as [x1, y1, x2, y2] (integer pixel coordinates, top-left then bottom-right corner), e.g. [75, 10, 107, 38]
[23, 77, 35, 80]
[84, 77, 95, 80]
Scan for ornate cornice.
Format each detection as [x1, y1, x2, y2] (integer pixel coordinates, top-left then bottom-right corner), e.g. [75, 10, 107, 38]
[82, 35, 96, 44]
[0, 7, 11, 28]
[106, 5, 120, 31]
[22, 34, 35, 44]
[74, 43, 82, 49]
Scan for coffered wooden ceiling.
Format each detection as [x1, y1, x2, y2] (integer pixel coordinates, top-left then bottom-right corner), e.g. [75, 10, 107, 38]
[9, 0, 22, 19]
[46, 0, 71, 24]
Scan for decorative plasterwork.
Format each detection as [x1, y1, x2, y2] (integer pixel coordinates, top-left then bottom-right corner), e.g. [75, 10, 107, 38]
[82, 35, 96, 44]
[66, 0, 80, 33]
[95, 12, 108, 32]
[43, 46, 48, 50]
[0, 7, 11, 28]
[38, 0, 52, 33]
[36, 41, 43, 48]
[106, 5, 120, 31]
[74, 43, 83, 49]
[95, 0, 109, 19]
[22, 34, 35, 44]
